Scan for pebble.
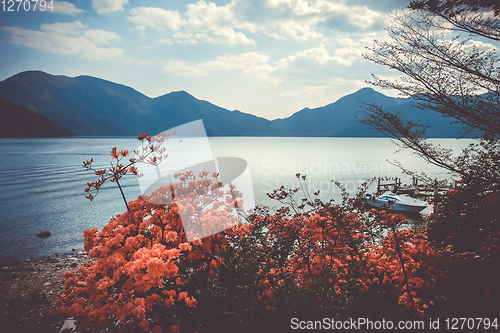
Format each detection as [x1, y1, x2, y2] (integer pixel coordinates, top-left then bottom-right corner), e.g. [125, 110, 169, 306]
[0, 250, 91, 333]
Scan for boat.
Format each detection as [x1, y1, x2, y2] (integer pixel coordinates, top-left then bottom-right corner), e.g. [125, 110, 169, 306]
[365, 192, 428, 213]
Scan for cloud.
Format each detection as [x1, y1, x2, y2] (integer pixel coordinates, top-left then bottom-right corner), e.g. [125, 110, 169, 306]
[163, 60, 208, 77]
[157, 38, 173, 45]
[275, 45, 362, 77]
[283, 45, 379, 83]
[162, 52, 274, 80]
[51, 1, 85, 15]
[128, 7, 182, 31]
[266, 20, 323, 41]
[161, 45, 365, 86]
[179, 1, 255, 45]
[128, 1, 255, 45]
[92, 0, 128, 14]
[244, 64, 282, 85]
[202, 52, 270, 71]
[84, 30, 121, 44]
[231, 0, 387, 38]
[39, 21, 85, 35]
[1, 21, 129, 61]
[466, 40, 497, 52]
[127, 0, 390, 45]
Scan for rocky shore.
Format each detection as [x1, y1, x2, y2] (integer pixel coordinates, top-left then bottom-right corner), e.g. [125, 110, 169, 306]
[0, 250, 90, 333]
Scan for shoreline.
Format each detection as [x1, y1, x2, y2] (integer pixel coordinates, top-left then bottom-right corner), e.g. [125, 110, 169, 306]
[0, 250, 90, 333]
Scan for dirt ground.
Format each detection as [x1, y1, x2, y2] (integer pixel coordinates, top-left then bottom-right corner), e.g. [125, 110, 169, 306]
[0, 251, 89, 333]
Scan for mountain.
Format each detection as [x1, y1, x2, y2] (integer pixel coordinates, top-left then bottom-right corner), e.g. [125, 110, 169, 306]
[149, 91, 277, 136]
[0, 71, 277, 136]
[0, 71, 152, 136]
[0, 71, 469, 137]
[0, 98, 73, 137]
[271, 88, 408, 137]
[276, 88, 469, 138]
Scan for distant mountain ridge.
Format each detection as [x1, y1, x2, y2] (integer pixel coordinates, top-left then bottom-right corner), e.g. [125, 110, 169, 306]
[0, 71, 469, 137]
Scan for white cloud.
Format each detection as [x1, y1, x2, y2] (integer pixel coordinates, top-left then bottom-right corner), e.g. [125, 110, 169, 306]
[92, 0, 128, 14]
[202, 52, 269, 71]
[189, 28, 255, 45]
[231, 0, 386, 39]
[51, 1, 85, 15]
[128, 2, 255, 45]
[160, 44, 367, 87]
[84, 30, 121, 44]
[1, 21, 129, 61]
[334, 46, 365, 59]
[466, 40, 497, 52]
[244, 64, 282, 85]
[128, 7, 182, 31]
[180, 1, 255, 44]
[267, 20, 323, 41]
[127, 0, 389, 45]
[163, 60, 208, 77]
[276, 45, 358, 72]
[39, 21, 85, 35]
[162, 52, 272, 79]
[157, 38, 173, 45]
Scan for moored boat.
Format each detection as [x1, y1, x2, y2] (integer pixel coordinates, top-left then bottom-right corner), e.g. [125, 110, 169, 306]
[366, 192, 428, 213]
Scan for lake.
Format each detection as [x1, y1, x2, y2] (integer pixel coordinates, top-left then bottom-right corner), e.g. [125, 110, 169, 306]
[0, 137, 473, 260]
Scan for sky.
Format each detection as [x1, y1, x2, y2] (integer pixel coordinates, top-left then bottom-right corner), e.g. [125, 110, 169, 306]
[0, 0, 412, 120]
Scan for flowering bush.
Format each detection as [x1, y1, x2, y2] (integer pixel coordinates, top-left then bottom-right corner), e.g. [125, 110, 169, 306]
[194, 180, 443, 332]
[56, 171, 241, 332]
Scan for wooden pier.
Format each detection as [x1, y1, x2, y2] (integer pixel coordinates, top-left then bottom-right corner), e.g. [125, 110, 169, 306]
[376, 177, 454, 198]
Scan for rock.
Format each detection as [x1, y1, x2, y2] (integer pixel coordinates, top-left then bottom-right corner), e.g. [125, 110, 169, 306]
[60, 317, 78, 333]
[37, 231, 51, 238]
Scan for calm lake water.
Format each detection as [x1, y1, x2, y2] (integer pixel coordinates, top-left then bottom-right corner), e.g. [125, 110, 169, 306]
[0, 137, 473, 260]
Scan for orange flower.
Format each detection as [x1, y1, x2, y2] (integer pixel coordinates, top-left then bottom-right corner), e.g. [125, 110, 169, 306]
[179, 242, 192, 251]
[184, 296, 197, 307]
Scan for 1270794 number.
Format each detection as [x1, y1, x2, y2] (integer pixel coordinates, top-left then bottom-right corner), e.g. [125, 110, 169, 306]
[1, 0, 54, 11]
[445, 318, 498, 330]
